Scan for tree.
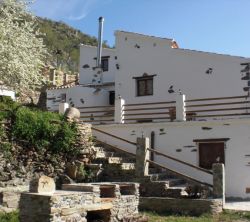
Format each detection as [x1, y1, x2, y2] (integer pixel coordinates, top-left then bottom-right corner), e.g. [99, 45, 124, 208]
[0, 0, 48, 94]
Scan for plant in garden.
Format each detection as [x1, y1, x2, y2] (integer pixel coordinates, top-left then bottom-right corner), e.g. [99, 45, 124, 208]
[0, 0, 48, 94]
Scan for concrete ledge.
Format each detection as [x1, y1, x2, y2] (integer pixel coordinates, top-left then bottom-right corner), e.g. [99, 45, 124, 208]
[139, 197, 222, 216]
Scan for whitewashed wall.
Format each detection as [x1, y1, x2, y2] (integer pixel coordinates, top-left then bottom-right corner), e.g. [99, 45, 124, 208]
[115, 31, 250, 104]
[0, 88, 15, 100]
[47, 86, 111, 110]
[93, 119, 250, 198]
[79, 45, 116, 85]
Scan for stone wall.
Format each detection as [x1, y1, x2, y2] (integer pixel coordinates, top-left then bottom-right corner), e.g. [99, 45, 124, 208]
[139, 197, 223, 216]
[0, 186, 28, 213]
[20, 182, 140, 222]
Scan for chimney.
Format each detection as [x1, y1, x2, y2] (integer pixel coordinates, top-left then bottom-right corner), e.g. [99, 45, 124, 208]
[96, 17, 104, 68]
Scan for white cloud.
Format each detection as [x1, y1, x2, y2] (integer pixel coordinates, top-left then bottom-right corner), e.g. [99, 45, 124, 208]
[31, 0, 109, 21]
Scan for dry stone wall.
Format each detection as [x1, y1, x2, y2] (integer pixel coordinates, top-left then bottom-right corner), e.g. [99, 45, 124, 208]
[20, 182, 140, 222]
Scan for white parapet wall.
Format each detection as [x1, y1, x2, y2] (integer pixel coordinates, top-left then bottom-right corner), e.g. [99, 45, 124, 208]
[0, 88, 15, 100]
[93, 118, 250, 198]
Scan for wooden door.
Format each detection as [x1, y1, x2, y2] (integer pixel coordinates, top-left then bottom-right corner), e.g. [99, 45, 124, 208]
[199, 142, 225, 169]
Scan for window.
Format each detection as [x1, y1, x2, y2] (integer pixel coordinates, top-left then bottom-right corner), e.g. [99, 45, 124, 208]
[93, 56, 109, 72]
[101, 58, 109, 72]
[134, 74, 155, 96]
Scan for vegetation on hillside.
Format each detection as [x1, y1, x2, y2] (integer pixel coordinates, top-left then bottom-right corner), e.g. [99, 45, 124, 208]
[0, 97, 78, 155]
[37, 17, 109, 73]
[0, 97, 82, 187]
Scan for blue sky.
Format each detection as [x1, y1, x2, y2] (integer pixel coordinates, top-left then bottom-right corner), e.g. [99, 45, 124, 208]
[31, 0, 250, 58]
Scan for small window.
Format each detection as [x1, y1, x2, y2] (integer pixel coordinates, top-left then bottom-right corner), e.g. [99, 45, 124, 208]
[136, 76, 153, 96]
[101, 58, 109, 72]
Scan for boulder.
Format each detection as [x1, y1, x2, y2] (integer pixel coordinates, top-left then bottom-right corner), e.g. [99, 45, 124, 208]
[64, 107, 80, 122]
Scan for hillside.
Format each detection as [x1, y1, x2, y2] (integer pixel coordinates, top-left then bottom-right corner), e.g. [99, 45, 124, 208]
[36, 17, 108, 73]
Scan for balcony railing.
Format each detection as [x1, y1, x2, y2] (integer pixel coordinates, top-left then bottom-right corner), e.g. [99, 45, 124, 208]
[123, 100, 176, 123]
[78, 105, 114, 124]
[185, 95, 250, 120]
[65, 94, 250, 124]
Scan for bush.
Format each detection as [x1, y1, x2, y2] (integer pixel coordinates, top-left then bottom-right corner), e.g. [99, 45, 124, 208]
[12, 107, 78, 154]
[0, 211, 19, 222]
[12, 107, 62, 149]
[0, 99, 79, 155]
[51, 121, 78, 154]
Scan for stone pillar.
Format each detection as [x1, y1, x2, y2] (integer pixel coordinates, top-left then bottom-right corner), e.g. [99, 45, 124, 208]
[115, 96, 125, 124]
[213, 163, 225, 204]
[136, 137, 149, 177]
[59, 103, 69, 114]
[176, 93, 186, 121]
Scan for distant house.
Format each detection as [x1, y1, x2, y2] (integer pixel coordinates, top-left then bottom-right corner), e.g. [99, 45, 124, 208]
[42, 65, 79, 87]
[47, 29, 250, 199]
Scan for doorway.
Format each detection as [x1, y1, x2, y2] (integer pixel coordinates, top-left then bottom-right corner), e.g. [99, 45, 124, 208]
[198, 142, 225, 170]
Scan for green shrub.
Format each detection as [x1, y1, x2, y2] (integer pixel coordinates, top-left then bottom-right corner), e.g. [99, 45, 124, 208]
[0, 211, 19, 222]
[51, 121, 78, 154]
[0, 142, 12, 160]
[12, 107, 62, 150]
[0, 99, 79, 155]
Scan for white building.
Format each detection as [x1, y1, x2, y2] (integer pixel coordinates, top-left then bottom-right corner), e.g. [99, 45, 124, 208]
[47, 30, 250, 198]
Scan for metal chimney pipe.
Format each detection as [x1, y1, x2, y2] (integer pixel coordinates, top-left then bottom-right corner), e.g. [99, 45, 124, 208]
[96, 17, 104, 68]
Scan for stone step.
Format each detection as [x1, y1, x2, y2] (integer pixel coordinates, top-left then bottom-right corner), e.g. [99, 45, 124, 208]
[119, 163, 136, 170]
[95, 151, 114, 159]
[92, 146, 104, 152]
[154, 178, 186, 188]
[149, 173, 176, 181]
[108, 157, 123, 164]
[164, 184, 189, 198]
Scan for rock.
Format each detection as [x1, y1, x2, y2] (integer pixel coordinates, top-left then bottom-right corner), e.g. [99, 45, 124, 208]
[59, 174, 75, 185]
[66, 164, 78, 180]
[29, 176, 55, 194]
[64, 107, 80, 122]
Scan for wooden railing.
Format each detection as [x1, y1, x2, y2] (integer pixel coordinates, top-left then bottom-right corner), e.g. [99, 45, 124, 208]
[147, 148, 213, 175]
[185, 95, 250, 120]
[92, 127, 136, 145]
[123, 101, 176, 123]
[91, 127, 213, 187]
[78, 105, 114, 124]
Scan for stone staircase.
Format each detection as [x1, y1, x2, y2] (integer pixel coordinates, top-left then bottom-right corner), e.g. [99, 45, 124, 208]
[87, 141, 211, 199]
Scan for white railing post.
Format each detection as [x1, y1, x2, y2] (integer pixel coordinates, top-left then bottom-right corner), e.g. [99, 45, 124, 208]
[176, 93, 186, 121]
[115, 96, 125, 123]
[59, 103, 69, 114]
